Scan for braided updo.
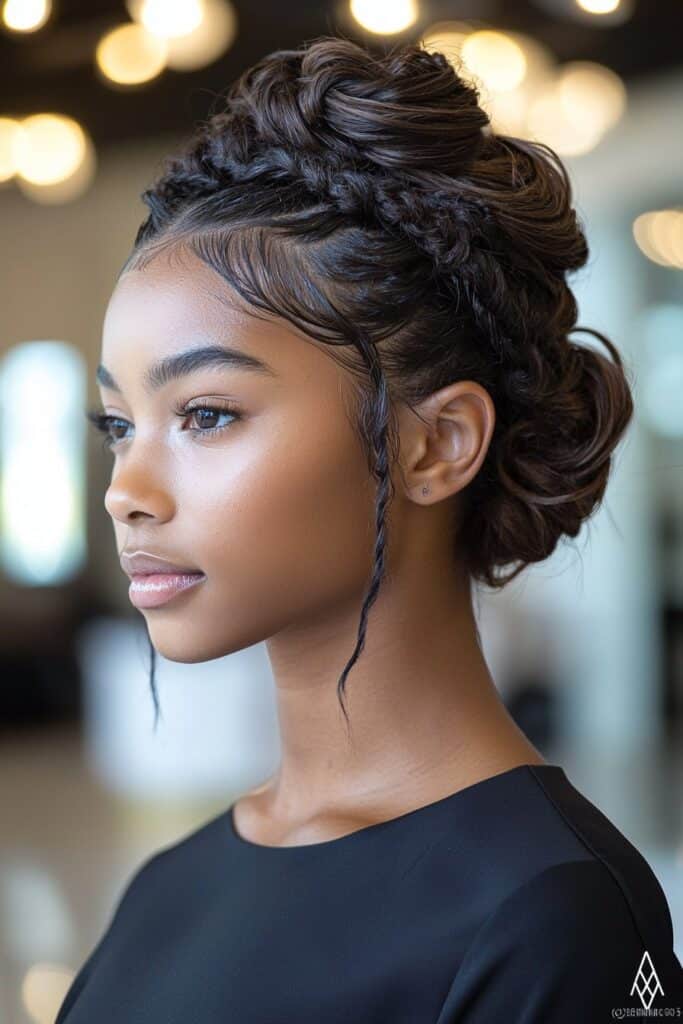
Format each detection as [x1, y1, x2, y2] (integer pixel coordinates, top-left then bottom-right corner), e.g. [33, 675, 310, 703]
[123, 35, 635, 734]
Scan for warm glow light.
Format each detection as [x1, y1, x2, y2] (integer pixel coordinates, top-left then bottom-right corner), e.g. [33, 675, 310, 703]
[22, 963, 75, 1024]
[165, 0, 236, 71]
[461, 31, 527, 94]
[16, 132, 96, 203]
[656, 211, 683, 268]
[648, 212, 676, 267]
[349, 0, 418, 35]
[480, 33, 555, 134]
[633, 212, 668, 267]
[96, 22, 167, 85]
[633, 210, 683, 270]
[127, 0, 205, 40]
[0, 116, 21, 181]
[576, 0, 620, 12]
[524, 60, 625, 156]
[663, 212, 683, 268]
[126, 0, 235, 71]
[12, 114, 87, 186]
[557, 61, 626, 136]
[2, 0, 51, 32]
[527, 87, 603, 155]
[534, 0, 633, 25]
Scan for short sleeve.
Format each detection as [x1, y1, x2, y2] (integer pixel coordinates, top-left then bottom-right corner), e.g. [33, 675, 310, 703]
[54, 851, 162, 1024]
[435, 859, 683, 1023]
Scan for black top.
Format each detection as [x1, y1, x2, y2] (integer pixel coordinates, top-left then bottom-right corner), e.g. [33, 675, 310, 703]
[56, 763, 683, 1023]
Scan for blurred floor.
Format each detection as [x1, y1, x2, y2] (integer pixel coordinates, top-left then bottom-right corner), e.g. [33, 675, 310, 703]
[1, 723, 682, 1024]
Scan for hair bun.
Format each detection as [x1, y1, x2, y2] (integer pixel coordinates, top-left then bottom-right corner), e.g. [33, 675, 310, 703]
[227, 37, 490, 181]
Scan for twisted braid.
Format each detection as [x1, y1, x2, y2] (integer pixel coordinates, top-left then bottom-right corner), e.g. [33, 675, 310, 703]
[334, 331, 394, 740]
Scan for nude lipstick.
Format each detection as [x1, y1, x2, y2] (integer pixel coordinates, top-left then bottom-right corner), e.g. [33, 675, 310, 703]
[127, 572, 206, 609]
[120, 551, 207, 609]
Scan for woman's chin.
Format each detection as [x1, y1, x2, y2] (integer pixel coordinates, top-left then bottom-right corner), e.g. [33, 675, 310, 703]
[145, 621, 256, 664]
[143, 627, 223, 665]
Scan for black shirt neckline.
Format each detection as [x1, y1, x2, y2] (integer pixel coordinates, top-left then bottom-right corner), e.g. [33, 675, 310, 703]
[226, 761, 566, 854]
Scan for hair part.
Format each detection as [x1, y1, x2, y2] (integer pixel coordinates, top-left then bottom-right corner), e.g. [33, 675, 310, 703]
[124, 34, 635, 740]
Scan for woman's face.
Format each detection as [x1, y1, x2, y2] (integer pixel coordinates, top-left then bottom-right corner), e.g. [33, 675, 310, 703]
[98, 248, 378, 663]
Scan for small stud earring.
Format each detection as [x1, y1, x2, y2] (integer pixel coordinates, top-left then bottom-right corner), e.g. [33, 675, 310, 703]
[421, 485, 430, 496]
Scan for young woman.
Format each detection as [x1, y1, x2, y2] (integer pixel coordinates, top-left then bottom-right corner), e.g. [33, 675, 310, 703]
[57, 34, 683, 1023]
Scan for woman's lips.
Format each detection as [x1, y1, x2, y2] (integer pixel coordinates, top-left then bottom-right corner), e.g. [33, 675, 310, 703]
[128, 572, 207, 609]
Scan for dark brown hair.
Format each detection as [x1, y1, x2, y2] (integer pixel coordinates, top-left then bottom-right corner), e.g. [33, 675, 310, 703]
[120, 34, 634, 735]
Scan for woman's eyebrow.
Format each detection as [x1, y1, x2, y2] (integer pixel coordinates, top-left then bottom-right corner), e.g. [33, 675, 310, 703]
[96, 343, 278, 394]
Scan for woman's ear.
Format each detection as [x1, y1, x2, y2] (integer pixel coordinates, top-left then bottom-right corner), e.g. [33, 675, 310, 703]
[395, 381, 496, 506]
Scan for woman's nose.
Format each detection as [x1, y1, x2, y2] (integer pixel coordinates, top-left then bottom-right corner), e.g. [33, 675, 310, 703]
[104, 465, 175, 525]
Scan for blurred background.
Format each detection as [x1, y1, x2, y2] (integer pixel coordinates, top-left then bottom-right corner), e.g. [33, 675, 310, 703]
[1, 0, 682, 1021]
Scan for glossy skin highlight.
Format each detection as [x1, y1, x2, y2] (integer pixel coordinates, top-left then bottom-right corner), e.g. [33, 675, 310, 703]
[97, 246, 545, 848]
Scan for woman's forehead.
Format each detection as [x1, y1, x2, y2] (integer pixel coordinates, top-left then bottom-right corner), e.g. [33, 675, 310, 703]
[99, 259, 342, 392]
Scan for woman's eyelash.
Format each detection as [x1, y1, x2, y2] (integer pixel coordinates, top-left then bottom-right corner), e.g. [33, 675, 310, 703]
[85, 409, 124, 450]
[85, 401, 243, 451]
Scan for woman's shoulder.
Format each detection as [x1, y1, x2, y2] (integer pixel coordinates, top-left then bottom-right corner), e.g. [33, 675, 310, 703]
[480, 856, 669, 954]
[518, 764, 676, 944]
[435, 856, 683, 1021]
[456, 765, 674, 918]
[426, 764, 683, 1020]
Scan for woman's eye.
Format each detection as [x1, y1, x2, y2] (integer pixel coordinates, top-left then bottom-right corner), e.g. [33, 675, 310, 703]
[187, 406, 236, 431]
[177, 401, 243, 436]
[85, 402, 242, 451]
[85, 410, 130, 450]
